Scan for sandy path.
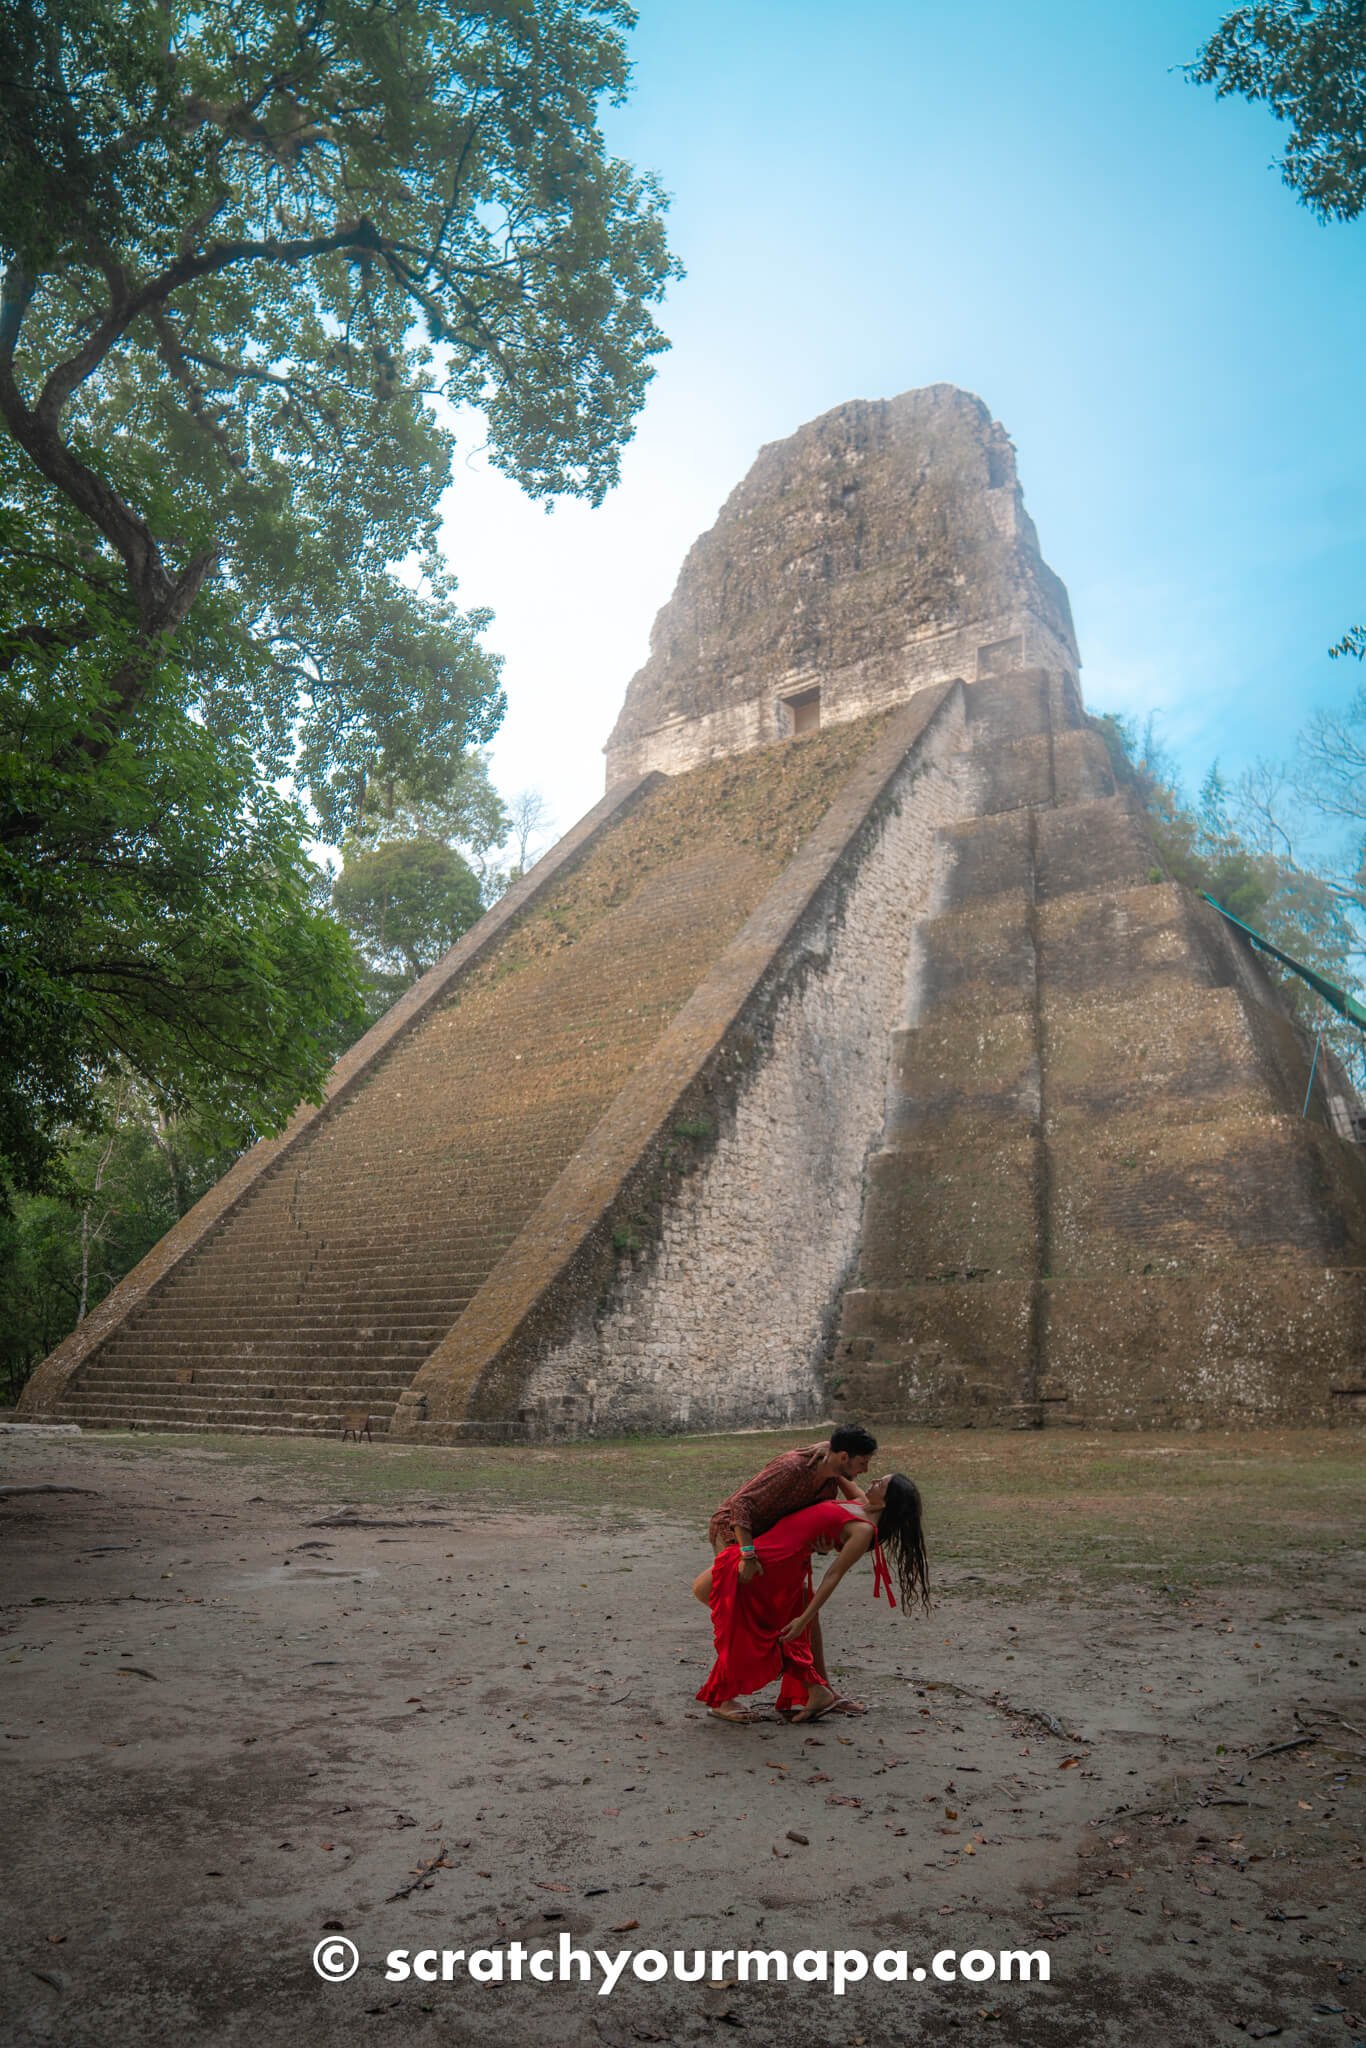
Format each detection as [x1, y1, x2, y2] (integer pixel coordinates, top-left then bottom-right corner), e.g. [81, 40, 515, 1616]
[2, 1431, 1362, 2047]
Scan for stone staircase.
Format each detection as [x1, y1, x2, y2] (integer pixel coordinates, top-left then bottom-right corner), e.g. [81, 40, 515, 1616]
[46, 720, 894, 1436]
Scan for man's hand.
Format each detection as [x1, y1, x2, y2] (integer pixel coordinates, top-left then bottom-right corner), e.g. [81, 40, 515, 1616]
[779, 1607, 814, 1642]
[738, 1554, 763, 1582]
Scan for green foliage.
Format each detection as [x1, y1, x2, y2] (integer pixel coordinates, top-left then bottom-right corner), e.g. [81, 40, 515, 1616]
[330, 750, 510, 1014]
[0, 0, 675, 829]
[0, 1075, 237, 1399]
[332, 835, 483, 988]
[1097, 712, 1364, 1056]
[346, 752, 510, 865]
[1188, 0, 1366, 223]
[0, 658, 367, 1201]
[672, 1116, 715, 1141]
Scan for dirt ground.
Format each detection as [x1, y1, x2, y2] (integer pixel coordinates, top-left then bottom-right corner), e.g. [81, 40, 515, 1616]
[1, 1424, 1362, 2048]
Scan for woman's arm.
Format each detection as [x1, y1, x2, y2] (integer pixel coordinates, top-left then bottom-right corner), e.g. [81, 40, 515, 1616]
[778, 1522, 875, 1640]
[835, 1475, 871, 1506]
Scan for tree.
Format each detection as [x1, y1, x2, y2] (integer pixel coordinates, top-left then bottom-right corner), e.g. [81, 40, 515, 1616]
[1188, 3, 1365, 660]
[330, 747, 508, 1011]
[0, 0, 675, 825]
[0, 1070, 238, 1400]
[345, 749, 509, 865]
[332, 835, 483, 991]
[506, 787, 557, 871]
[0, 675, 367, 1202]
[1188, 1, 1366, 223]
[0, 0, 677, 1194]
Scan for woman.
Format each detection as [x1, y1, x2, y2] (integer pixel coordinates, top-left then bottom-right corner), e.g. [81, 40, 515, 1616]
[694, 1473, 929, 1724]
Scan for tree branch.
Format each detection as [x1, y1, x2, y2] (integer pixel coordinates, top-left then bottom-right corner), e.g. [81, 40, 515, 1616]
[34, 220, 389, 429]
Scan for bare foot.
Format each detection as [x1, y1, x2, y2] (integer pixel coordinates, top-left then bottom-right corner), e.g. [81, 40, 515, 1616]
[707, 1701, 756, 1724]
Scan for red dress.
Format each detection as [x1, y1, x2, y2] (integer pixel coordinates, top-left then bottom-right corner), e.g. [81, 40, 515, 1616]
[697, 1498, 872, 1712]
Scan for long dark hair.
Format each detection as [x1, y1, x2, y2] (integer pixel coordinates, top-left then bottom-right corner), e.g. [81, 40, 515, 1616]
[876, 1474, 931, 1612]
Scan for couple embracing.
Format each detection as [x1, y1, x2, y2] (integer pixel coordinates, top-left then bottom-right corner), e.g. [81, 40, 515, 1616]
[694, 1425, 930, 1724]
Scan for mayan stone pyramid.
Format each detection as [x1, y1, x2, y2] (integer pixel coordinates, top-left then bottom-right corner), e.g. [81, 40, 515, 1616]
[21, 385, 1366, 1439]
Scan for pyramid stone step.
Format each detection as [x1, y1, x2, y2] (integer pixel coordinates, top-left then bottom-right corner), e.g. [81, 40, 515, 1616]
[942, 811, 1034, 909]
[1048, 1115, 1366, 1274]
[913, 892, 1036, 1015]
[92, 1335, 434, 1361]
[858, 1140, 1040, 1285]
[834, 1280, 1035, 1422]
[66, 1410, 396, 1437]
[888, 1009, 1039, 1141]
[969, 726, 1116, 817]
[1034, 797, 1156, 900]
[1040, 1267, 1366, 1423]
[1035, 881, 1220, 998]
[76, 1373, 416, 1398]
[1041, 983, 1274, 1126]
[963, 669, 1053, 742]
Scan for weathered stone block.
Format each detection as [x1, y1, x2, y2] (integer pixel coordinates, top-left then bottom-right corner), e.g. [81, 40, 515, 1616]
[941, 811, 1034, 907]
[915, 893, 1036, 1014]
[1041, 1266, 1366, 1424]
[1048, 1114, 1366, 1274]
[963, 669, 1052, 743]
[972, 735, 1052, 813]
[1037, 883, 1217, 997]
[835, 1281, 1034, 1422]
[889, 1009, 1039, 1141]
[1035, 797, 1156, 898]
[860, 1140, 1040, 1284]
[1043, 985, 1269, 1127]
[1050, 728, 1118, 806]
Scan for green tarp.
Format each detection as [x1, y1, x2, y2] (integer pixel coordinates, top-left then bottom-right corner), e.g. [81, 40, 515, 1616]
[1201, 893, 1366, 1034]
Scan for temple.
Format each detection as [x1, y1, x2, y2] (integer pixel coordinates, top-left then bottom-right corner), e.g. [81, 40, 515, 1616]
[20, 387, 1366, 1438]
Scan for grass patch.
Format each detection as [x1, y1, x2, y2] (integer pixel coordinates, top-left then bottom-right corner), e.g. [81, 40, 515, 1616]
[58, 1424, 1363, 1588]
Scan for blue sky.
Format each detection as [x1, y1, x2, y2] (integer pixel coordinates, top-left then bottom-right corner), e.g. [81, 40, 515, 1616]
[439, 0, 1366, 849]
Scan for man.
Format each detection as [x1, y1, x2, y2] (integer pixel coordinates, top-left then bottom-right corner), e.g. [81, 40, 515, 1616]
[705, 1425, 878, 1713]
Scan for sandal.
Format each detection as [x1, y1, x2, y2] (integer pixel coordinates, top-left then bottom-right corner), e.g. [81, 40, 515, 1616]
[707, 1704, 759, 1724]
[792, 1687, 838, 1725]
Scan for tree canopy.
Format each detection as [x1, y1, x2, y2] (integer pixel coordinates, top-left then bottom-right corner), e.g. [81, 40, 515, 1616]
[0, 0, 677, 1197]
[0, 0, 675, 825]
[1188, 0, 1366, 224]
[332, 835, 483, 984]
[1189, 3, 1364, 661]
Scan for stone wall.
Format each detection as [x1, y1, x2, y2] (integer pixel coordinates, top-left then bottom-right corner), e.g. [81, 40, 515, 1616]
[514, 693, 972, 1434]
[605, 385, 1078, 785]
[830, 675, 1366, 1429]
[606, 605, 1075, 784]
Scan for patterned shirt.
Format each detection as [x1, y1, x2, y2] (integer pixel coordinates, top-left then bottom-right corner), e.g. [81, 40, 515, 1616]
[708, 1442, 839, 1544]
